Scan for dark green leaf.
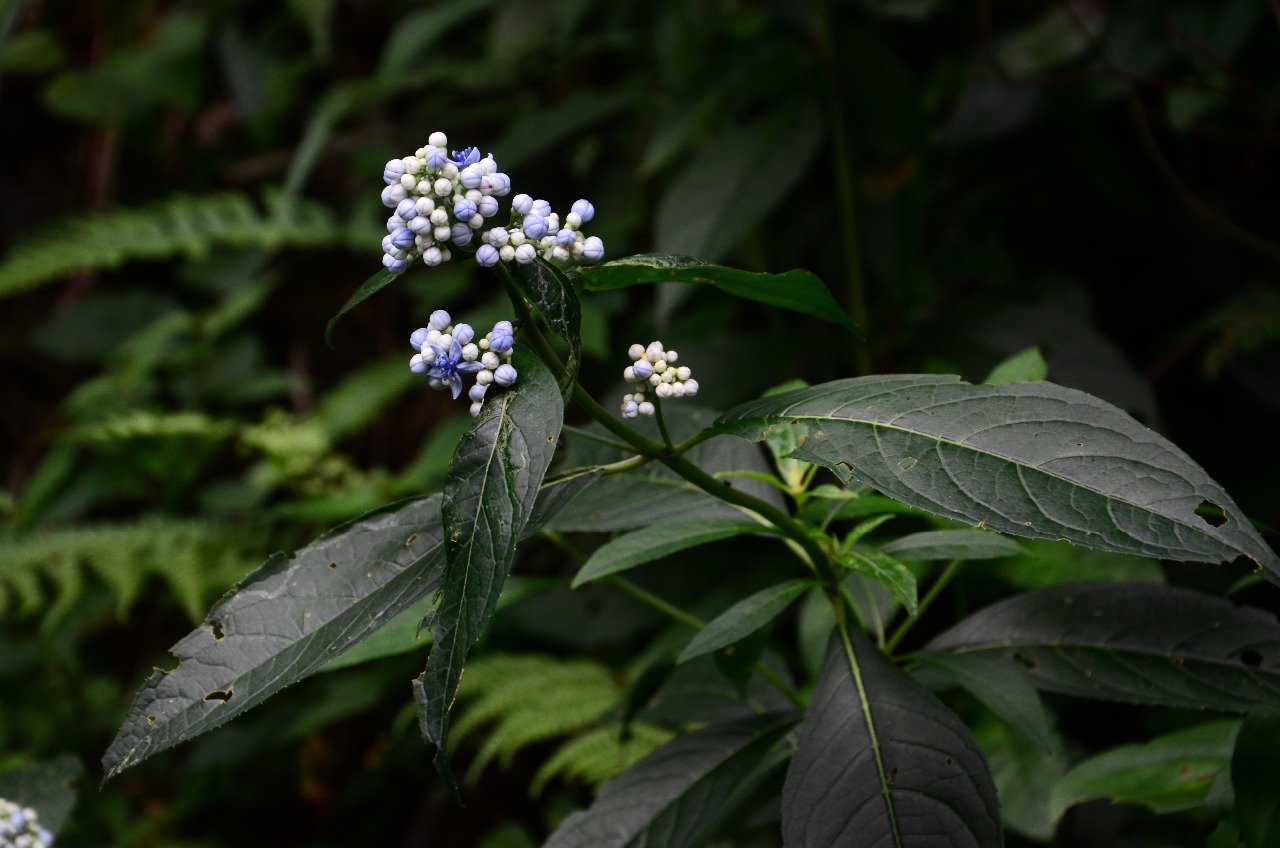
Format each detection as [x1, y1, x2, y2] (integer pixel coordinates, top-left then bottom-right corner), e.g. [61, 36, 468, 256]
[838, 549, 918, 617]
[678, 579, 812, 663]
[714, 375, 1279, 578]
[924, 583, 1280, 711]
[882, 530, 1025, 561]
[580, 254, 860, 335]
[985, 538, 1165, 590]
[782, 632, 1003, 847]
[509, 257, 582, 400]
[103, 494, 449, 781]
[415, 348, 563, 793]
[970, 710, 1066, 841]
[1234, 706, 1280, 848]
[984, 346, 1048, 384]
[546, 473, 749, 532]
[542, 713, 797, 848]
[1049, 720, 1240, 819]
[0, 757, 81, 834]
[324, 267, 398, 347]
[572, 517, 773, 588]
[912, 651, 1054, 752]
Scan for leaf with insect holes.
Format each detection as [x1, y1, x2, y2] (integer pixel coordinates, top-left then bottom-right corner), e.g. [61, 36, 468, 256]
[714, 375, 1280, 580]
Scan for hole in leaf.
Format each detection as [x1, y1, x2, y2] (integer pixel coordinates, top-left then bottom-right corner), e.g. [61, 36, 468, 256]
[405, 533, 418, 546]
[328, 562, 338, 569]
[204, 688, 233, 703]
[898, 457, 918, 471]
[210, 620, 224, 641]
[1196, 500, 1228, 528]
[886, 768, 897, 785]
[1014, 652, 1039, 670]
[146, 715, 156, 725]
[1241, 649, 1263, 668]
[944, 757, 953, 767]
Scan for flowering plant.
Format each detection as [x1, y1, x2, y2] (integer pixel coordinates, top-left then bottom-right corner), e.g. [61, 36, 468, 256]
[102, 133, 1280, 848]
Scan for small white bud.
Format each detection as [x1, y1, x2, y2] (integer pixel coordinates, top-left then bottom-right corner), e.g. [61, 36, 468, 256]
[434, 225, 452, 241]
[437, 333, 452, 348]
[638, 401, 655, 416]
[476, 368, 494, 386]
[404, 156, 422, 174]
[462, 342, 480, 360]
[649, 373, 661, 386]
[623, 366, 635, 382]
[429, 131, 448, 147]
[509, 230, 526, 246]
[482, 351, 500, 370]
[469, 213, 485, 229]
[441, 162, 459, 180]
[416, 179, 431, 195]
[628, 343, 646, 360]
[499, 244, 516, 262]
[566, 212, 583, 229]
[653, 358, 667, 373]
[423, 246, 444, 266]
[665, 350, 678, 363]
[672, 382, 687, 397]
[552, 246, 570, 261]
[683, 378, 699, 396]
[433, 178, 453, 197]
[400, 173, 416, 189]
[515, 243, 537, 264]
[656, 383, 672, 398]
[676, 366, 691, 381]
[426, 329, 442, 344]
[416, 197, 436, 216]
[470, 401, 483, 417]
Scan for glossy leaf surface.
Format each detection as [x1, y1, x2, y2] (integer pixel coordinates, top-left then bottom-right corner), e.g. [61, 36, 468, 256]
[573, 517, 772, 587]
[543, 712, 797, 848]
[713, 375, 1279, 578]
[324, 267, 397, 347]
[924, 583, 1280, 711]
[415, 348, 563, 793]
[678, 578, 812, 662]
[579, 253, 859, 335]
[509, 257, 582, 399]
[782, 632, 1003, 847]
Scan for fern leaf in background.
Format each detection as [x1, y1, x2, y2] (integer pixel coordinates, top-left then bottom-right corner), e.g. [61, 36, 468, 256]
[0, 191, 373, 299]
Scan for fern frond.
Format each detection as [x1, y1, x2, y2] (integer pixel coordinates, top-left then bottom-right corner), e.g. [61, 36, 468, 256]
[0, 191, 372, 300]
[452, 653, 626, 784]
[529, 723, 674, 796]
[0, 519, 253, 626]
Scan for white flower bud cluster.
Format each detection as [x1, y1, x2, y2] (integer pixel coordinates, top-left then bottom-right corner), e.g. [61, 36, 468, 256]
[475, 196, 605, 267]
[409, 310, 517, 417]
[620, 341, 697, 419]
[0, 798, 53, 848]
[380, 131, 511, 274]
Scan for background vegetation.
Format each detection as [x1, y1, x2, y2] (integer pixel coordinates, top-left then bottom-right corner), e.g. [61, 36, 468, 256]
[1, 0, 1277, 845]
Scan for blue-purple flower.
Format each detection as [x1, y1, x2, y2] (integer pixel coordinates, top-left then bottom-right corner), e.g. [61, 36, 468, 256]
[425, 337, 484, 399]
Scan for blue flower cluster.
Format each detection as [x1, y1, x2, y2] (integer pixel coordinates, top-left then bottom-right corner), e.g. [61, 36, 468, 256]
[475, 195, 605, 267]
[380, 131, 511, 273]
[0, 798, 53, 848]
[620, 341, 697, 419]
[409, 310, 518, 416]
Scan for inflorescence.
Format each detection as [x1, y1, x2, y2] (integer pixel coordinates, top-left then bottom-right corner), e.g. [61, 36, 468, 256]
[380, 131, 604, 273]
[0, 798, 53, 848]
[409, 310, 517, 417]
[620, 341, 697, 419]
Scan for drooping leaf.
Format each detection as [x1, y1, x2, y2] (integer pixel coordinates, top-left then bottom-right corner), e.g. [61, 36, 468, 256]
[579, 254, 860, 335]
[103, 494, 449, 781]
[0, 757, 81, 834]
[838, 548, 918, 617]
[1234, 706, 1280, 848]
[542, 712, 797, 848]
[983, 346, 1048, 384]
[713, 375, 1279, 579]
[911, 651, 1054, 753]
[923, 583, 1280, 711]
[572, 517, 773, 588]
[415, 348, 563, 794]
[509, 256, 582, 400]
[103, 455, 589, 780]
[1049, 720, 1240, 820]
[881, 530, 1025, 562]
[324, 267, 398, 347]
[678, 579, 812, 663]
[782, 632, 1003, 847]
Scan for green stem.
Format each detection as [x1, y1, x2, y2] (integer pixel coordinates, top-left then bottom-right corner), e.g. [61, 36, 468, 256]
[652, 396, 676, 452]
[885, 559, 961, 654]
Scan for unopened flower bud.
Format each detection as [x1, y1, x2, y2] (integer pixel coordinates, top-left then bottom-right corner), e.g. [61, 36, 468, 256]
[476, 244, 499, 266]
[514, 243, 536, 264]
[512, 194, 533, 215]
[493, 364, 518, 386]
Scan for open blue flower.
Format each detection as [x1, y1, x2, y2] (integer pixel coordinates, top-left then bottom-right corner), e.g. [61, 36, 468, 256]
[451, 146, 480, 166]
[426, 338, 484, 399]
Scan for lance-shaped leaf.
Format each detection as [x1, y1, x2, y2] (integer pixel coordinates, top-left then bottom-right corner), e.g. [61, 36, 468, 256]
[578, 254, 861, 335]
[882, 530, 1025, 562]
[1234, 706, 1280, 848]
[782, 631, 1003, 847]
[679, 579, 813, 663]
[509, 257, 581, 400]
[415, 348, 563, 793]
[572, 517, 773, 587]
[542, 712, 797, 848]
[1049, 720, 1240, 820]
[103, 460, 592, 781]
[324, 267, 398, 347]
[922, 583, 1280, 711]
[713, 375, 1279, 580]
[839, 549, 918, 617]
[103, 494, 448, 781]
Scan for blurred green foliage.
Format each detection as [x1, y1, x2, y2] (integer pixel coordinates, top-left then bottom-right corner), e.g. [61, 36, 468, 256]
[1, 0, 1277, 844]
